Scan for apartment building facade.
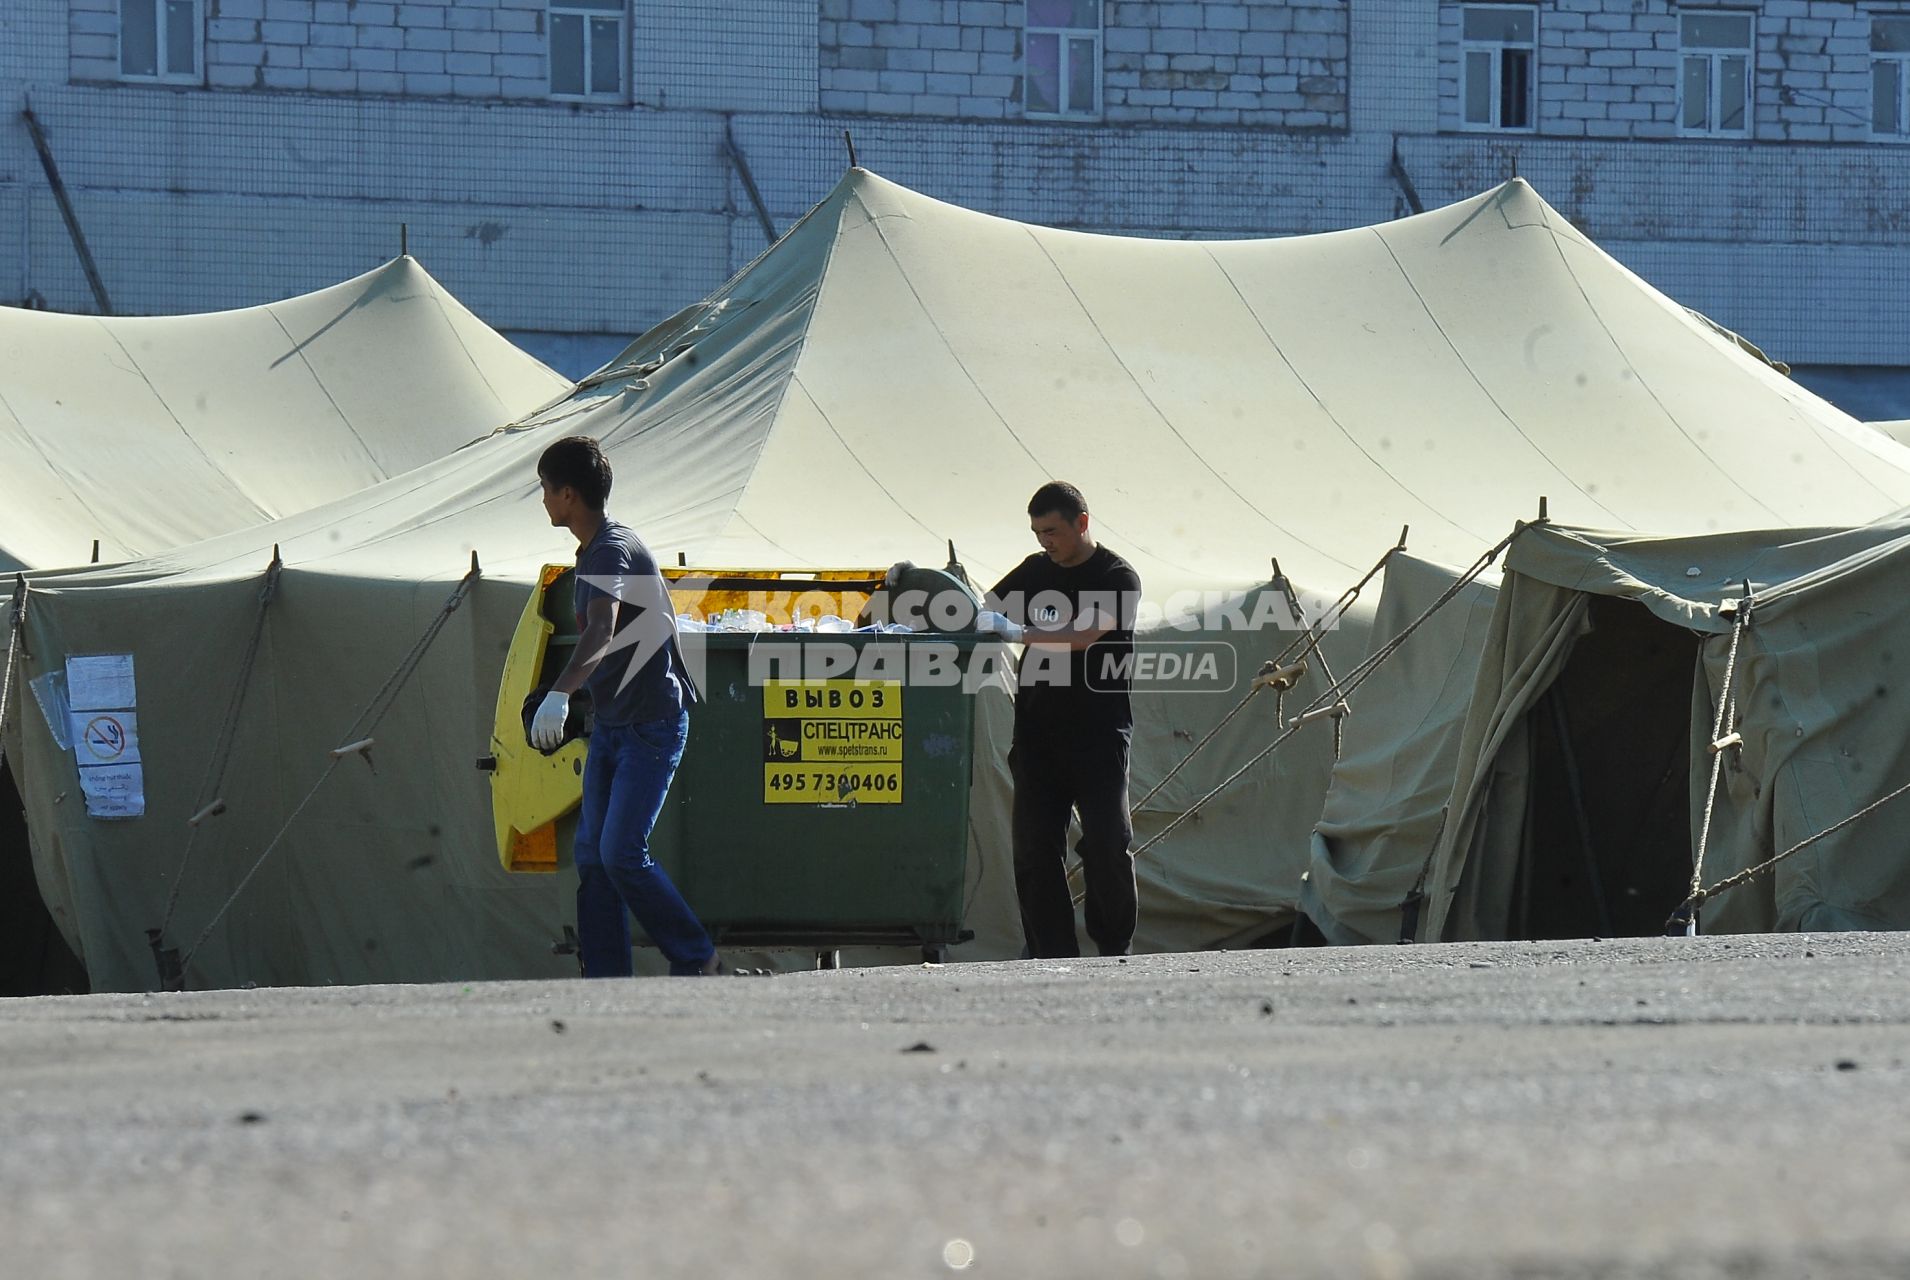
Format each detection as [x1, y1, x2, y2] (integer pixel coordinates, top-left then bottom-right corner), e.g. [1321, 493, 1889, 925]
[2, 1, 1905, 408]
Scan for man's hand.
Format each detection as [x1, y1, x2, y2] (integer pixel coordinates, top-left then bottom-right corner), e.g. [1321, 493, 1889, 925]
[529, 690, 571, 750]
[976, 611, 1025, 642]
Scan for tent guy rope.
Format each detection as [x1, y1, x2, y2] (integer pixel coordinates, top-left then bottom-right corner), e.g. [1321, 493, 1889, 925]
[1068, 535, 1407, 908]
[1128, 533, 1405, 818]
[168, 555, 482, 988]
[1123, 520, 1528, 868]
[0, 576, 24, 777]
[1670, 774, 1910, 931]
[149, 548, 285, 988]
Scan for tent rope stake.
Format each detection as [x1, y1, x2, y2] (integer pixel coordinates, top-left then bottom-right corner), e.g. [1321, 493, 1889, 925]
[1670, 775, 1910, 928]
[168, 556, 482, 989]
[1683, 596, 1750, 937]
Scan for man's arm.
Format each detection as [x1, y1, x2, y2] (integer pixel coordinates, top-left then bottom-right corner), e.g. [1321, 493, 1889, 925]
[1021, 611, 1117, 651]
[553, 596, 618, 694]
[1024, 567, 1141, 651]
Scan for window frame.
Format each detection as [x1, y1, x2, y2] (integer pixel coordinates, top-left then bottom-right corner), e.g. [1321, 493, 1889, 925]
[1023, 0, 1103, 122]
[1871, 16, 1910, 141]
[118, 0, 204, 86]
[547, 0, 629, 104]
[1677, 9, 1755, 139]
[1457, 4, 1539, 133]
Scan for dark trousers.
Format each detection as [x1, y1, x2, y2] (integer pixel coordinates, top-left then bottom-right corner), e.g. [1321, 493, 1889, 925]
[1010, 730, 1136, 958]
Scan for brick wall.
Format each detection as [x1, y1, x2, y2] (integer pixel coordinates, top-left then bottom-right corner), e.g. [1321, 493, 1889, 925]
[1438, 0, 1889, 143]
[9, 1, 1910, 372]
[69, 0, 555, 100]
[818, 0, 1350, 130]
[1759, 0, 1878, 144]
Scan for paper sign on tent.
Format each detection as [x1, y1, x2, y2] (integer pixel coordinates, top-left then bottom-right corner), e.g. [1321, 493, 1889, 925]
[63, 653, 145, 819]
[65, 653, 136, 711]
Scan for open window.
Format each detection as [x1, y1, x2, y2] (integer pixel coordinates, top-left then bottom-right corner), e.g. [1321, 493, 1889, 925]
[1460, 5, 1537, 132]
[1024, 0, 1102, 120]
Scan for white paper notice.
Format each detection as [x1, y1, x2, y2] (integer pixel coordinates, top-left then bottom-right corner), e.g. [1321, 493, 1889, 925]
[64, 653, 143, 819]
[76, 763, 145, 818]
[66, 653, 136, 712]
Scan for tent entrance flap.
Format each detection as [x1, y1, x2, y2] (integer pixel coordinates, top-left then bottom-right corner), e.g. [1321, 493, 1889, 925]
[1508, 597, 1701, 940]
[0, 760, 88, 995]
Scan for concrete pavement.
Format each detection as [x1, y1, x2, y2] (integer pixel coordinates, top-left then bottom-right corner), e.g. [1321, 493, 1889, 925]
[4, 932, 1909, 1278]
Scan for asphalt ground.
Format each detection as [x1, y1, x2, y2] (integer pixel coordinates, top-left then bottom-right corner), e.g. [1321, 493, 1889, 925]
[4, 932, 1909, 1279]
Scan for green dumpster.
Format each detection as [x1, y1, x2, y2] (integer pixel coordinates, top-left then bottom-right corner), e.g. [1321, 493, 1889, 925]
[504, 567, 992, 963]
[650, 630, 987, 961]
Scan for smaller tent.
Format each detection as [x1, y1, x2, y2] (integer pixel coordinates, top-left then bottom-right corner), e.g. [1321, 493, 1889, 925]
[1306, 520, 1910, 945]
[1299, 551, 1501, 945]
[0, 258, 569, 571]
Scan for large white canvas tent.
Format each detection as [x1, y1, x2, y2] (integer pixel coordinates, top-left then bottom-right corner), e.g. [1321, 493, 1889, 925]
[0, 257, 570, 571]
[9, 170, 1910, 992]
[1872, 420, 1910, 448]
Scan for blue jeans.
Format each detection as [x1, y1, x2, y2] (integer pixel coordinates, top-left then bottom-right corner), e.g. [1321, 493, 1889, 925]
[572, 711, 715, 977]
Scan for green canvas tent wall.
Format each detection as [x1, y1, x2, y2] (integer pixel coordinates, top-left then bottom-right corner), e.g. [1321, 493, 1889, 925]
[1299, 552, 1502, 946]
[0, 257, 569, 572]
[1424, 520, 1910, 941]
[9, 170, 1910, 991]
[1305, 520, 1910, 946]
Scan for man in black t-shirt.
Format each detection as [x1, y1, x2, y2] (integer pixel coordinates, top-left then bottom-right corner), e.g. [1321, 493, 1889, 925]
[980, 481, 1144, 958]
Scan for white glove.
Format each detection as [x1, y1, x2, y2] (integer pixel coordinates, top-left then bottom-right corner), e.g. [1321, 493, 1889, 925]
[530, 690, 571, 750]
[976, 611, 1024, 642]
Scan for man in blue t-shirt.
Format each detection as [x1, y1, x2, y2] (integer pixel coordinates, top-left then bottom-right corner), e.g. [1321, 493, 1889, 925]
[528, 435, 720, 978]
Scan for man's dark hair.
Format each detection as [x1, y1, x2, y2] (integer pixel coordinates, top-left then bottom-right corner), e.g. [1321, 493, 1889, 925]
[1027, 481, 1087, 522]
[538, 436, 612, 511]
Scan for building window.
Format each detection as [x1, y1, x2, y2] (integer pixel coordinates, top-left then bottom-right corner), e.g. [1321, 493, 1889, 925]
[1459, 6, 1537, 131]
[1679, 11, 1753, 137]
[120, 0, 201, 84]
[549, 0, 626, 101]
[1873, 18, 1910, 139]
[1025, 0, 1101, 120]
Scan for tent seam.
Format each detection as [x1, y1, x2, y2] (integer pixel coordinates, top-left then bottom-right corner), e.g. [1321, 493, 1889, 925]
[1197, 243, 1488, 550]
[848, 186, 1210, 582]
[1364, 227, 1630, 529]
[1024, 229, 1356, 572]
